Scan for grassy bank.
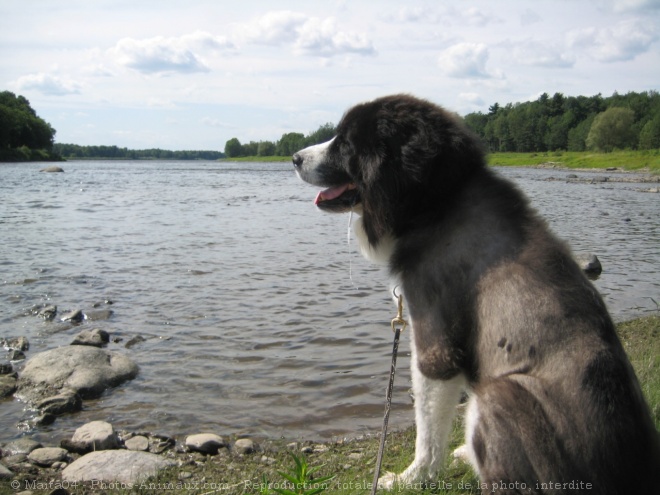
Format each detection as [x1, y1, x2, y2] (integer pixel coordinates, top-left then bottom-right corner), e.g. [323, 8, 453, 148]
[488, 149, 660, 172]
[220, 150, 660, 172]
[7, 315, 653, 495]
[152, 316, 660, 495]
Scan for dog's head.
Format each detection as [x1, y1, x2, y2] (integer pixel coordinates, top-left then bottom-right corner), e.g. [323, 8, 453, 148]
[293, 94, 485, 247]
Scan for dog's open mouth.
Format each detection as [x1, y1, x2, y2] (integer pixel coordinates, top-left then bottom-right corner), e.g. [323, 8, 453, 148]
[315, 183, 360, 212]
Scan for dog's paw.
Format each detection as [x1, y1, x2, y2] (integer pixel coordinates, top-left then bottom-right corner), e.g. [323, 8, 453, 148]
[452, 444, 469, 462]
[450, 444, 470, 469]
[377, 472, 399, 491]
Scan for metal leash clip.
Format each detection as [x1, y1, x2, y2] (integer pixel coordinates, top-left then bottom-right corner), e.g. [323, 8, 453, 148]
[391, 292, 408, 333]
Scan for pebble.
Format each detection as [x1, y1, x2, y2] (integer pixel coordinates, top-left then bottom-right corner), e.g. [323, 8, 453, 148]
[234, 438, 256, 455]
[124, 435, 150, 451]
[27, 447, 68, 467]
[70, 328, 110, 347]
[185, 433, 227, 455]
[71, 420, 119, 451]
[60, 309, 84, 323]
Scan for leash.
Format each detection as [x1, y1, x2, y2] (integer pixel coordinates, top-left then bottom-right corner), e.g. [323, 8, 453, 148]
[371, 290, 408, 495]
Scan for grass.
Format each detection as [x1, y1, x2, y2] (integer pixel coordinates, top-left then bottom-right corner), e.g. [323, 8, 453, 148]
[488, 149, 660, 172]
[219, 150, 660, 172]
[1, 316, 658, 494]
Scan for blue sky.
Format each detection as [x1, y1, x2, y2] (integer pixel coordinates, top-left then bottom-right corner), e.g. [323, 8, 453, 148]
[2, 0, 659, 151]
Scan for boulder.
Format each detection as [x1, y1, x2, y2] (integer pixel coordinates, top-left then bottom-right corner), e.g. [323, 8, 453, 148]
[185, 433, 227, 455]
[70, 421, 120, 451]
[62, 450, 175, 484]
[39, 166, 64, 173]
[71, 328, 109, 347]
[16, 346, 138, 409]
[27, 447, 68, 467]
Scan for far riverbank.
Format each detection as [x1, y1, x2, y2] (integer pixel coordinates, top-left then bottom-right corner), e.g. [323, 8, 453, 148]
[221, 150, 660, 172]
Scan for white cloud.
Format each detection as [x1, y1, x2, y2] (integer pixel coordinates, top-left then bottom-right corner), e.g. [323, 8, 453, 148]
[567, 19, 658, 62]
[520, 8, 542, 26]
[240, 10, 308, 45]
[513, 41, 575, 68]
[110, 31, 235, 74]
[201, 117, 234, 128]
[15, 73, 82, 95]
[240, 11, 375, 57]
[459, 92, 485, 106]
[295, 17, 376, 57]
[610, 0, 660, 13]
[438, 42, 493, 78]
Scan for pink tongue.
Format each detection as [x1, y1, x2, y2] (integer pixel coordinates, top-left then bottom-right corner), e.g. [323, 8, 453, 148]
[315, 184, 350, 204]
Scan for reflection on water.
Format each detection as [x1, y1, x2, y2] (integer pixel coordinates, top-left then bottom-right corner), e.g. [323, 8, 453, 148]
[0, 161, 658, 444]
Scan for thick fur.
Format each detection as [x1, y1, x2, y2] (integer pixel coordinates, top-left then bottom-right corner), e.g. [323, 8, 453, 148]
[293, 94, 660, 494]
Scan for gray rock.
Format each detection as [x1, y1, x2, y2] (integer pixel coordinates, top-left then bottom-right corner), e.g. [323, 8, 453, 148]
[71, 421, 119, 451]
[38, 305, 58, 320]
[124, 335, 146, 349]
[27, 447, 68, 467]
[0, 463, 13, 479]
[124, 435, 149, 452]
[575, 253, 603, 279]
[0, 374, 17, 397]
[1, 453, 27, 467]
[62, 450, 175, 484]
[185, 433, 227, 455]
[40, 166, 64, 173]
[84, 309, 114, 321]
[8, 349, 25, 361]
[71, 328, 109, 347]
[60, 309, 84, 323]
[3, 438, 42, 456]
[4, 336, 29, 351]
[35, 390, 82, 415]
[16, 346, 138, 405]
[234, 438, 256, 455]
[0, 362, 12, 374]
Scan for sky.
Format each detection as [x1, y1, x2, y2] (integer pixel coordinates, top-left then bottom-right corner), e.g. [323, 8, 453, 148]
[2, 0, 659, 152]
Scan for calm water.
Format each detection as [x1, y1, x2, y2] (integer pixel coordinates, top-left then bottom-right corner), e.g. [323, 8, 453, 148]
[1, 161, 658, 444]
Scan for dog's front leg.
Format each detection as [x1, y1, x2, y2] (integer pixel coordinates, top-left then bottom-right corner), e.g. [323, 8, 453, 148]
[379, 347, 466, 490]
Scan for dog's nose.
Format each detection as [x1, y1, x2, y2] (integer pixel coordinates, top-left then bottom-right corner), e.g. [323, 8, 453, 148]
[292, 153, 303, 168]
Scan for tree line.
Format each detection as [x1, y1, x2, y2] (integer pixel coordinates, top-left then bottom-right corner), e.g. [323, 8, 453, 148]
[53, 143, 226, 160]
[0, 91, 59, 161]
[463, 90, 660, 153]
[224, 123, 336, 158]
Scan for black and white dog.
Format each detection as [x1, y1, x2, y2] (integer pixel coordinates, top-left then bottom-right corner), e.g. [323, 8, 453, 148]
[293, 94, 659, 494]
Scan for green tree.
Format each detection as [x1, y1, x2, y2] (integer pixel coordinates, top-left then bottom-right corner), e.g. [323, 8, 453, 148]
[224, 137, 242, 158]
[0, 90, 56, 151]
[276, 132, 305, 156]
[257, 140, 276, 156]
[586, 107, 636, 152]
[638, 117, 660, 149]
[304, 122, 336, 147]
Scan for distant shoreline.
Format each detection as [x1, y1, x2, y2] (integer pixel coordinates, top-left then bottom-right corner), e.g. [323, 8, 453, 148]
[5, 150, 659, 173]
